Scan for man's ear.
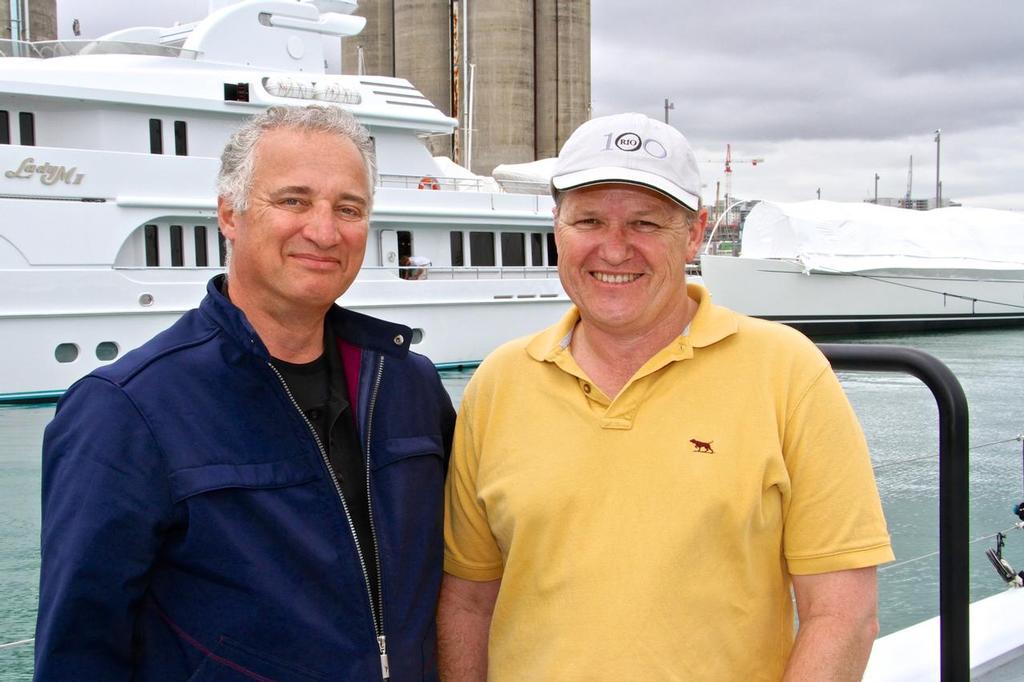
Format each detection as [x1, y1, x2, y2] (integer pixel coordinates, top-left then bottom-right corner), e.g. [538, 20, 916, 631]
[686, 207, 709, 263]
[218, 196, 239, 241]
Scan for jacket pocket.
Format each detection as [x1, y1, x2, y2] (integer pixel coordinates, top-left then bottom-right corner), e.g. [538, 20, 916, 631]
[373, 434, 445, 471]
[186, 634, 329, 681]
[168, 457, 320, 503]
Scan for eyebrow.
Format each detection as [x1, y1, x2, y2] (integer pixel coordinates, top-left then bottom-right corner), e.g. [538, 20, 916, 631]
[269, 186, 368, 206]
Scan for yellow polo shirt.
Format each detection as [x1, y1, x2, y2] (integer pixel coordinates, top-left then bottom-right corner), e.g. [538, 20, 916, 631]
[444, 284, 893, 681]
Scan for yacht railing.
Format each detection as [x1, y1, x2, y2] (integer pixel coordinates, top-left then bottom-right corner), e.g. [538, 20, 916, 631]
[374, 265, 561, 281]
[0, 39, 199, 60]
[378, 173, 549, 195]
[819, 343, 970, 681]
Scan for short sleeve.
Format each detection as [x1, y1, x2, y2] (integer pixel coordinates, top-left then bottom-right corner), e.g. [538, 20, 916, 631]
[782, 366, 895, 574]
[443, 390, 504, 581]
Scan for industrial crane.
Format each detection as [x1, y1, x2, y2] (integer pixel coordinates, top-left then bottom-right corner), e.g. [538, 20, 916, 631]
[706, 144, 765, 225]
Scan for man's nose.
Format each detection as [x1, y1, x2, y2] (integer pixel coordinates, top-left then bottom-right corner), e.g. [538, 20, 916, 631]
[599, 222, 632, 263]
[304, 202, 342, 248]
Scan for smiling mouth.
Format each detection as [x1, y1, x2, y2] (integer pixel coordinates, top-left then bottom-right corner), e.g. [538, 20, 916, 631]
[293, 254, 339, 265]
[591, 271, 641, 284]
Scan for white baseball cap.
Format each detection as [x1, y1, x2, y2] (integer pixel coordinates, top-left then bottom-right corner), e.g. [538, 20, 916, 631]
[551, 112, 702, 211]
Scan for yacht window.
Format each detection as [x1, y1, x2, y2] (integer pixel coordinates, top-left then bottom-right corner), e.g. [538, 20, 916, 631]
[170, 225, 184, 267]
[469, 232, 495, 267]
[0, 111, 9, 144]
[96, 342, 119, 361]
[501, 233, 526, 267]
[145, 224, 160, 267]
[546, 233, 558, 266]
[531, 233, 543, 266]
[174, 121, 188, 156]
[149, 119, 163, 154]
[54, 343, 79, 363]
[449, 231, 464, 266]
[19, 112, 35, 146]
[218, 230, 227, 266]
[194, 226, 209, 267]
[397, 230, 413, 263]
[223, 82, 250, 102]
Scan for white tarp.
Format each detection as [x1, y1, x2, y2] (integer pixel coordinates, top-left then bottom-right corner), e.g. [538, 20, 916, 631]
[431, 156, 502, 192]
[740, 200, 1024, 273]
[491, 158, 557, 194]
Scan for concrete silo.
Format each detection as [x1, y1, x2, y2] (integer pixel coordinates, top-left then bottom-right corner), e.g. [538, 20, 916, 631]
[2, 0, 57, 41]
[465, 0, 535, 174]
[393, 0, 453, 158]
[341, 0, 396, 76]
[341, 0, 590, 175]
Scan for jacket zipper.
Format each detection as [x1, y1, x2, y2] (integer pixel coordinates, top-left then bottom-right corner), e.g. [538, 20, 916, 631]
[269, 359, 390, 680]
[365, 356, 388, 679]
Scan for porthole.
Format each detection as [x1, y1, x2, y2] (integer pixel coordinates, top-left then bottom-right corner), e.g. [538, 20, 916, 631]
[139, 293, 154, 306]
[410, 328, 424, 345]
[96, 342, 119, 361]
[55, 343, 79, 363]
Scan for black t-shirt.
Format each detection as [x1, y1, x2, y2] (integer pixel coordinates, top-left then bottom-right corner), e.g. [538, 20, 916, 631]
[271, 324, 380, 618]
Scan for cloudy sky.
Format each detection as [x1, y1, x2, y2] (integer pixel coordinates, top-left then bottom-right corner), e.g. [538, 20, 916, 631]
[57, 0, 1024, 210]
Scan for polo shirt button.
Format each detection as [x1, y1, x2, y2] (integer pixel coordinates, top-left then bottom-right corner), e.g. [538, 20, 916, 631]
[393, 334, 405, 345]
[582, 383, 591, 394]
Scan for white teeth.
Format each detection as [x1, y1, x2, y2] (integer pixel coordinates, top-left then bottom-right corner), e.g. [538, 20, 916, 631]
[592, 272, 639, 284]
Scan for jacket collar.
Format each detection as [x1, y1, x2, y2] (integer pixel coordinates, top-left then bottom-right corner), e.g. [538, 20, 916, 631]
[200, 275, 413, 361]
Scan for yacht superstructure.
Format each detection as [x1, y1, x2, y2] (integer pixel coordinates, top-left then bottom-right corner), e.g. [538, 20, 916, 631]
[0, 0, 568, 401]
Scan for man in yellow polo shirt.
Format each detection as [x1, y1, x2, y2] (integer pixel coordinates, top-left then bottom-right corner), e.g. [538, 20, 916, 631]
[437, 112, 893, 681]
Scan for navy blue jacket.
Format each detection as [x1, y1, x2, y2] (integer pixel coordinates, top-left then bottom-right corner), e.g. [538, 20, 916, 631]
[35, 277, 456, 681]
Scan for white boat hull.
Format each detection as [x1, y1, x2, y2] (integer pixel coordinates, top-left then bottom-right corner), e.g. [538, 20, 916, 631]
[700, 255, 1024, 335]
[0, 267, 569, 401]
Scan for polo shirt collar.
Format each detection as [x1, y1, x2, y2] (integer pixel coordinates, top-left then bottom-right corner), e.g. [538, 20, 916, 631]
[525, 282, 739, 365]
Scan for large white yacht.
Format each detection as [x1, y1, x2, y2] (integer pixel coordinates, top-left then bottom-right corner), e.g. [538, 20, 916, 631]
[0, 0, 569, 402]
[701, 200, 1024, 335]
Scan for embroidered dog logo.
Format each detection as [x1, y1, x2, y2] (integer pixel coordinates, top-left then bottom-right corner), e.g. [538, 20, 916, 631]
[689, 438, 714, 453]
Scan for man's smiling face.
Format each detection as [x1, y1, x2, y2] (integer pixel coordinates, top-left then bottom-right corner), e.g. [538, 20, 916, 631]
[218, 127, 371, 318]
[554, 183, 705, 340]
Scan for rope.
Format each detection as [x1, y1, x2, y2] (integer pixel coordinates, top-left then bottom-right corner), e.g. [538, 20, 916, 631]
[870, 433, 1024, 473]
[879, 526, 1020, 573]
[812, 265, 1024, 311]
[971, 434, 1024, 450]
[0, 637, 33, 650]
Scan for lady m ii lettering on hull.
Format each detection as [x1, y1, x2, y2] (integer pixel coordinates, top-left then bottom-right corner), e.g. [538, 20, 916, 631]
[4, 157, 85, 185]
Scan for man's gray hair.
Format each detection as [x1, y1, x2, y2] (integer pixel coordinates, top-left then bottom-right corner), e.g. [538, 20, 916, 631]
[217, 105, 378, 212]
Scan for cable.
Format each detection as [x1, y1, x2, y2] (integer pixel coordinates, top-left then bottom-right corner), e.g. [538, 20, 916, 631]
[0, 638, 33, 650]
[810, 265, 1024, 312]
[879, 526, 1019, 574]
[870, 434, 1024, 474]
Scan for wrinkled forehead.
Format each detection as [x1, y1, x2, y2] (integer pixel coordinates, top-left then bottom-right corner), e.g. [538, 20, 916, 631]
[557, 182, 691, 217]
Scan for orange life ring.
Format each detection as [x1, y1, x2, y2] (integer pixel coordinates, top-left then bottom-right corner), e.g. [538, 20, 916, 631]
[417, 176, 441, 190]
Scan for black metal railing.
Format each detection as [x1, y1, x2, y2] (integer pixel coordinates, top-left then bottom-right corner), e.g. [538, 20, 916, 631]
[819, 343, 970, 681]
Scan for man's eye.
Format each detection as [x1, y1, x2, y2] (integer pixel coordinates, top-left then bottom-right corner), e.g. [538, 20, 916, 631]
[338, 206, 364, 219]
[633, 221, 659, 232]
[280, 198, 303, 206]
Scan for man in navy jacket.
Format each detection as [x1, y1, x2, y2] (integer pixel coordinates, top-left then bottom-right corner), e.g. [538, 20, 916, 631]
[34, 105, 456, 681]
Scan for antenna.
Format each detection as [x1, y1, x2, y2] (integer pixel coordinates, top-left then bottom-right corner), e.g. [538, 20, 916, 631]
[905, 154, 913, 208]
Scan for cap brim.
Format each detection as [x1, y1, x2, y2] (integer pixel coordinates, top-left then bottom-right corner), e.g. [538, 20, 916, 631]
[551, 167, 700, 211]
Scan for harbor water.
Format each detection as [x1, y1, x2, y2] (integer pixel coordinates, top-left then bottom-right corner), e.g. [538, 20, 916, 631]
[2, 327, 1024, 678]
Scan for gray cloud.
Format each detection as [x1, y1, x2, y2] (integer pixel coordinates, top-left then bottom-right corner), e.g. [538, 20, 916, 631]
[592, 0, 1024, 207]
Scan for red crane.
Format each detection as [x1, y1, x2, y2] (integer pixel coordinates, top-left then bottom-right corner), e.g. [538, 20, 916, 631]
[706, 144, 765, 226]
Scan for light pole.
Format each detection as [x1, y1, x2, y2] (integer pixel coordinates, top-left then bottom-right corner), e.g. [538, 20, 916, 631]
[664, 98, 674, 124]
[874, 173, 879, 203]
[934, 129, 941, 208]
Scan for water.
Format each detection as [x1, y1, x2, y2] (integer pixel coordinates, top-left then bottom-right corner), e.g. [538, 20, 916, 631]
[2, 327, 1023, 677]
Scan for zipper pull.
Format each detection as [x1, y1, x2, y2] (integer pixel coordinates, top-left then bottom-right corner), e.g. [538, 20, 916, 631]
[378, 634, 390, 680]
